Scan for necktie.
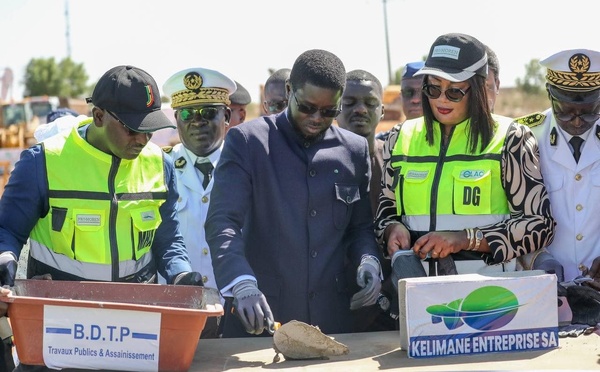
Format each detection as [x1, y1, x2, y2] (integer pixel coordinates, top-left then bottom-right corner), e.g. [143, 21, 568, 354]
[195, 161, 213, 189]
[570, 136, 584, 163]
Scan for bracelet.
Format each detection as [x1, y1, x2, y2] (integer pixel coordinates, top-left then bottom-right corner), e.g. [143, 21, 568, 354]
[464, 228, 475, 250]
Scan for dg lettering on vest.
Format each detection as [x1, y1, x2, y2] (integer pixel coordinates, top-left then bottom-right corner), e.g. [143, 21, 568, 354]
[454, 168, 491, 214]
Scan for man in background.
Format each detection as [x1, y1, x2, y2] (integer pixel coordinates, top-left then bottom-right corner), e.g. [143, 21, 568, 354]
[485, 44, 501, 112]
[263, 68, 291, 115]
[376, 61, 424, 141]
[228, 80, 251, 129]
[336, 69, 396, 332]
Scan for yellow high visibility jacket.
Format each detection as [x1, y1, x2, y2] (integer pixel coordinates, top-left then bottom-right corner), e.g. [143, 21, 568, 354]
[390, 116, 511, 232]
[29, 123, 166, 281]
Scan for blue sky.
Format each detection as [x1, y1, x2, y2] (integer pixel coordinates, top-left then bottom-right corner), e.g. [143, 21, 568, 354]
[2, 0, 599, 103]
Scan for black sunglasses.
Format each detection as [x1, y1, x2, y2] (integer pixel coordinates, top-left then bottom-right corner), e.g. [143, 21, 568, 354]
[265, 100, 288, 114]
[550, 97, 600, 124]
[105, 109, 139, 136]
[292, 94, 341, 118]
[422, 84, 471, 103]
[177, 106, 222, 123]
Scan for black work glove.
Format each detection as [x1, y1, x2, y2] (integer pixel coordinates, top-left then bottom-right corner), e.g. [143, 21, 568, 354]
[231, 279, 274, 335]
[565, 285, 600, 326]
[0, 252, 17, 287]
[173, 271, 204, 286]
[390, 250, 427, 291]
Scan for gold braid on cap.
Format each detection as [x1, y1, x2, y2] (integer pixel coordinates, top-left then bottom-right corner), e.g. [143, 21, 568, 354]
[546, 53, 600, 92]
[171, 71, 231, 108]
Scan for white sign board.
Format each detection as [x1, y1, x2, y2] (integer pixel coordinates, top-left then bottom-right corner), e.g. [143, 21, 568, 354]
[42, 305, 161, 371]
[398, 272, 559, 358]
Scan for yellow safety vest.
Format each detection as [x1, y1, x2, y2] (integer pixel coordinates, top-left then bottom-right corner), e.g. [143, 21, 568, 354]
[390, 116, 511, 232]
[29, 122, 166, 281]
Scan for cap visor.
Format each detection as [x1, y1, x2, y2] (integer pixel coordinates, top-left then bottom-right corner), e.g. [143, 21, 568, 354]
[414, 67, 474, 83]
[548, 85, 600, 104]
[118, 109, 176, 133]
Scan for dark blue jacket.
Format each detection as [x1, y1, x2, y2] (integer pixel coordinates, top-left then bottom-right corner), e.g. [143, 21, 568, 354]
[206, 112, 380, 335]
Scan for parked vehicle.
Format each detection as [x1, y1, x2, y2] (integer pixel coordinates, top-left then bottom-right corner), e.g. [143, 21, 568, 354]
[0, 96, 89, 148]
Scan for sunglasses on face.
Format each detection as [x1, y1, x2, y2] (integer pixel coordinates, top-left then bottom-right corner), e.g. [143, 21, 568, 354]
[292, 94, 341, 118]
[105, 109, 140, 136]
[551, 98, 600, 124]
[422, 84, 471, 103]
[177, 106, 222, 123]
[265, 100, 288, 114]
[401, 88, 419, 99]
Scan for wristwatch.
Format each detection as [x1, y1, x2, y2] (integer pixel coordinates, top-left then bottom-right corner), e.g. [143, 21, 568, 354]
[473, 228, 483, 251]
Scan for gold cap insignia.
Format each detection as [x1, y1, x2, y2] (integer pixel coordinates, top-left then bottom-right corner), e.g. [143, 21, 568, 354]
[170, 71, 231, 109]
[546, 53, 600, 92]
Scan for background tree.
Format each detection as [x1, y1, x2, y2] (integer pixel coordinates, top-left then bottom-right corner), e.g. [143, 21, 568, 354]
[23, 57, 89, 98]
[516, 59, 546, 95]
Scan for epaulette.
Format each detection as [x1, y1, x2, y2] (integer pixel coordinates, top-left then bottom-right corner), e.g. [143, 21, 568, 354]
[514, 112, 546, 128]
[174, 156, 187, 169]
[162, 146, 173, 153]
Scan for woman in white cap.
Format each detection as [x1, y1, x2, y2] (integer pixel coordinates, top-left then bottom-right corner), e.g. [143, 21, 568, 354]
[375, 33, 555, 283]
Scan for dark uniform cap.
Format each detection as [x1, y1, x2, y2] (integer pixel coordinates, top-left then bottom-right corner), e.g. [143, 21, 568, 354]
[402, 61, 425, 79]
[46, 108, 79, 124]
[163, 67, 237, 109]
[229, 81, 251, 105]
[414, 33, 488, 82]
[541, 49, 600, 104]
[87, 65, 174, 132]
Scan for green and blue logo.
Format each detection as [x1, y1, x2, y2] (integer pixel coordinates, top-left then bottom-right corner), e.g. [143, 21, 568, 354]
[426, 286, 521, 331]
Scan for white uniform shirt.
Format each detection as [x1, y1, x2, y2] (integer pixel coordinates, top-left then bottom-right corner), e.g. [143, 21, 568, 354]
[161, 143, 222, 301]
[531, 108, 600, 281]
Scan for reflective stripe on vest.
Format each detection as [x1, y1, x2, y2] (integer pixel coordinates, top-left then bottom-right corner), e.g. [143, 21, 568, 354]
[29, 239, 153, 281]
[29, 123, 167, 281]
[391, 116, 511, 231]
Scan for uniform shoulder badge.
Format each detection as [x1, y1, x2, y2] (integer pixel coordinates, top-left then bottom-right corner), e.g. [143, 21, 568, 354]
[162, 146, 173, 153]
[514, 112, 546, 128]
[174, 156, 187, 169]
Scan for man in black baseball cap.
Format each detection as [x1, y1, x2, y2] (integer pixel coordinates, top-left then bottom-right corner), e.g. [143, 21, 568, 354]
[0, 65, 208, 370]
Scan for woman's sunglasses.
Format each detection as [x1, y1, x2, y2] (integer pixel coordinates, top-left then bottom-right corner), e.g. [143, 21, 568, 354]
[177, 106, 222, 123]
[422, 84, 471, 103]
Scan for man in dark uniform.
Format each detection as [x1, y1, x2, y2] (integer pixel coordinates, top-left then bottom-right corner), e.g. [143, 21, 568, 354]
[206, 49, 383, 337]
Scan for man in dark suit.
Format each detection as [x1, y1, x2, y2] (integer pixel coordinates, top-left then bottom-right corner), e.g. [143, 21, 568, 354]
[206, 49, 383, 337]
